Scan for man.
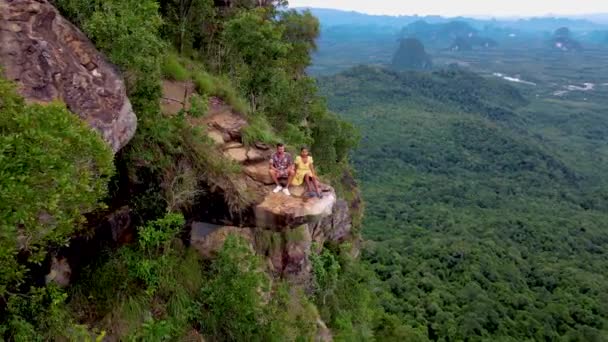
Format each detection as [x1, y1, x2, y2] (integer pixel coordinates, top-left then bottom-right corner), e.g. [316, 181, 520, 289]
[269, 143, 295, 196]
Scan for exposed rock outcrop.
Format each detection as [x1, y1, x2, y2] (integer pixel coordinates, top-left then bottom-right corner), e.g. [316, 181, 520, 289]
[45, 256, 71, 287]
[0, 0, 137, 152]
[255, 188, 336, 230]
[190, 216, 348, 285]
[101, 205, 134, 244]
[190, 222, 254, 258]
[187, 100, 354, 284]
[161, 80, 195, 115]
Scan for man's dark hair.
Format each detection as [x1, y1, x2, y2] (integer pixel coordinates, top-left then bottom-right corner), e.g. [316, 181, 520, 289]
[277, 143, 285, 148]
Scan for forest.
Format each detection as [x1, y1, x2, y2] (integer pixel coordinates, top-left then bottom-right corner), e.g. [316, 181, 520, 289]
[320, 65, 608, 340]
[0, 0, 407, 340]
[2, 1, 608, 341]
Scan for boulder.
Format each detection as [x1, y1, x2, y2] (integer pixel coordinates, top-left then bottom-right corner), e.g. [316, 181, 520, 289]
[188, 99, 356, 286]
[223, 142, 244, 150]
[320, 199, 352, 242]
[190, 222, 253, 258]
[205, 109, 247, 141]
[45, 256, 71, 287]
[207, 129, 226, 144]
[254, 142, 270, 150]
[104, 205, 133, 244]
[244, 162, 274, 185]
[0, 0, 137, 152]
[316, 319, 333, 342]
[255, 188, 336, 230]
[283, 225, 312, 283]
[246, 147, 268, 163]
[223, 146, 248, 163]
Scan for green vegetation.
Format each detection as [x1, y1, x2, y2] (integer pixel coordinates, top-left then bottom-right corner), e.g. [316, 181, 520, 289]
[187, 93, 209, 118]
[193, 71, 250, 114]
[7, 1, 607, 340]
[320, 65, 608, 340]
[0, 76, 113, 295]
[0, 76, 113, 340]
[68, 217, 318, 341]
[2, 1, 364, 340]
[242, 114, 280, 146]
[312, 244, 428, 340]
[161, 53, 190, 81]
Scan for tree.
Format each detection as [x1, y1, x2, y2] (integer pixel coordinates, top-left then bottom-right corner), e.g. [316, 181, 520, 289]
[159, 0, 214, 54]
[223, 9, 288, 108]
[197, 235, 270, 340]
[83, 0, 165, 111]
[279, 9, 320, 76]
[0, 76, 113, 296]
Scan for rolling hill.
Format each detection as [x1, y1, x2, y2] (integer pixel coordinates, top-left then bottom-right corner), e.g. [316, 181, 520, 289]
[318, 65, 608, 340]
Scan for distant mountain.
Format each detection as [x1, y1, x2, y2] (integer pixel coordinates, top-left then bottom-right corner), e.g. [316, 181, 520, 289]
[402, 21, 498, 50]
[294, 7, 417, 28]
[449, 37, 473, 51]
[403, 20, 476, 42]
[550, 27, 583, 51]
[294, 7, 466, 28]
[493, 17, 606, 32]
[572, 13, 608, 25]
[582, 30, 608, 44]
[318, 64, 608, 341]
[294, 7, 608, 32]
[391, 38, 433, 70]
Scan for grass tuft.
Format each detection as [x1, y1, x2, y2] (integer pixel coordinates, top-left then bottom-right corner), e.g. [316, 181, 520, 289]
[193, 71, 249, 114]
[162, 53, 190, 81]
[242, 114, 280, 146]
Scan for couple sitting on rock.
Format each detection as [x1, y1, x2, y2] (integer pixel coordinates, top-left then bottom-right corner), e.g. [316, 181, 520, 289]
[269, 143, 323, 198]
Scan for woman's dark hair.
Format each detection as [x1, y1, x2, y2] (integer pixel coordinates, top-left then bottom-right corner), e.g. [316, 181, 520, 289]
[300, 146, 308, 152]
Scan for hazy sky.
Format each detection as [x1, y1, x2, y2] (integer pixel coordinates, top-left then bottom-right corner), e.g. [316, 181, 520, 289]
[288, 0, 608, 17]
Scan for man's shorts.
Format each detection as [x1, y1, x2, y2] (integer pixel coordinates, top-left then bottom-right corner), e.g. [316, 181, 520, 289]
[276, 169, 289, 178]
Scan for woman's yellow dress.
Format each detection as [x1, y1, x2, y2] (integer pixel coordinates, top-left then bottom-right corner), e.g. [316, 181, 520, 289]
[292, 156, 313, 186]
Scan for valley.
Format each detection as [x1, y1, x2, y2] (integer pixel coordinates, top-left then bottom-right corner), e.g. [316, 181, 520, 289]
[315, 10, 608, 340]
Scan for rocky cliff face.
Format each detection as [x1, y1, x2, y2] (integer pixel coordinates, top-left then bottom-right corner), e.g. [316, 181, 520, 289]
[0, 0, 136, 152]
[186, 98, 356, 286]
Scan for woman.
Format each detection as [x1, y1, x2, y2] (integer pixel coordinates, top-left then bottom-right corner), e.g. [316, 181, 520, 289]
[292, 147, 323, 198]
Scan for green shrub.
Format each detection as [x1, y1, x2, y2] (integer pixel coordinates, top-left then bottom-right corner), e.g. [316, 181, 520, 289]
[311, 110, 360, 174]
[241, 114, 280, 146]
[82, 0, 165, 114]
[188, 94, 209, 118]
[138, 213, 184, 251]
[0, 77, 113, 296]
[310, 245, 341, 305]
[161, 53, 190, 81]
[84, 0, 164, 74]
[193, 70, 215, 95]
[285, 225, 308, 243]
[281, 123, 313, 149]
[125, 110, 250, 213]
[197, 235, 269, 340]
[52, 0, 95, 26]
[193, 71, 250, 114]
[264, 284, 319, 341]
[213, 77, 250, 114]
[0, 285, 100, 341]
[67, 213, 201, 340]
[222, 10, 289, 107]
